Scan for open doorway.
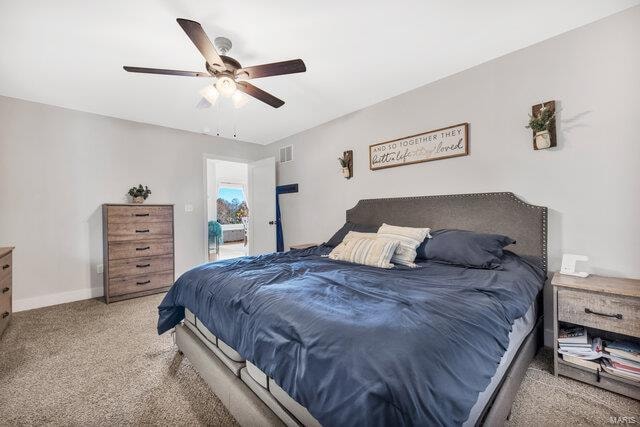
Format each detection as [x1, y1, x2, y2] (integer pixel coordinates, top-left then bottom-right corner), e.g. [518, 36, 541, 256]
[206, 159, 249, 261]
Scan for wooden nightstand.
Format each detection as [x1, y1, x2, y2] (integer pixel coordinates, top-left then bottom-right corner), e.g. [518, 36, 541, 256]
[552, 272, 640, 399]
[289, 243, 318, 250]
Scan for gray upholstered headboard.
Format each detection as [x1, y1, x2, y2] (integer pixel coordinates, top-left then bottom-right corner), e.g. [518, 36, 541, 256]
[346, 192, 547, 271]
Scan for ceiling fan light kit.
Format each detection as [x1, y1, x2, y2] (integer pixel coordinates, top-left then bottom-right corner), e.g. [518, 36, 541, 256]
[123, 18, 306, 109]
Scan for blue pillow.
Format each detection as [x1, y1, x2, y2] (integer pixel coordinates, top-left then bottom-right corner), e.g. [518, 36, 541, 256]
[416, 229, 515, 269]
[325, 222, 379, 247]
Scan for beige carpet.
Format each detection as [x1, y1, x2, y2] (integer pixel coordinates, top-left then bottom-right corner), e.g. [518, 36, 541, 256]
[1, 295, 638, 426]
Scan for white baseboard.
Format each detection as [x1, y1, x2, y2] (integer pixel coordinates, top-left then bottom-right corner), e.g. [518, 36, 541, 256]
[14, 286, 104, 312]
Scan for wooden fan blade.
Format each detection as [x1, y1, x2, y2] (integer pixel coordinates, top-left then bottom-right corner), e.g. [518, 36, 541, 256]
[237, 82, 284, 108]
[123, 66, 210, 77]
[235, 59, 306, 80]
[176, 18, 225, 71]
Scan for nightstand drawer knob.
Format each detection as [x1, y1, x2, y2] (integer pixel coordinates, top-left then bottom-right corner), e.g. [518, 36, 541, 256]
[1, 312, 8, 319]
[1, 287, 9, 293]
[2, 264, 9, 270]
[584, 308, 623, 320]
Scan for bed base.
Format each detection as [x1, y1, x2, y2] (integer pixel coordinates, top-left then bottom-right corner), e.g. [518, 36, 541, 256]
[175, 318, 543, 427]
[476, 317, 542, 426]
[175, 323, 287, 426]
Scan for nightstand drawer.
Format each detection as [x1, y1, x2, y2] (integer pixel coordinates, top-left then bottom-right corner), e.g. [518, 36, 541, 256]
[558, 288, 640, 338]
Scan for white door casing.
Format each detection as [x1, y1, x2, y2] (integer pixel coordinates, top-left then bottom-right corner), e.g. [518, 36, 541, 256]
[248, 157, 276, 255]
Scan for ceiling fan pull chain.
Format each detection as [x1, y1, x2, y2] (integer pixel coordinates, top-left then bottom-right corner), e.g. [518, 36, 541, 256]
[233, 110, 237, 139]
[216, 101, 221, 137]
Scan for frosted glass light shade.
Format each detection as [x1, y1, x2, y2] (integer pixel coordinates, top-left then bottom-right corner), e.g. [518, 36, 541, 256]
[232, 91, 249, 108]
[216, 76, 237, 97]
[199, 85, 219, 105]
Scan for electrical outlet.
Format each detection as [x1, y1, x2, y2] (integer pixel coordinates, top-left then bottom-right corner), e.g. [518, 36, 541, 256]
[97, 264, 103, 274]
[185, 204, 194, 213]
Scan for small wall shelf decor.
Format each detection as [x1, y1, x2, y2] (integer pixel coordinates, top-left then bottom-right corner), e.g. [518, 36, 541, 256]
[338, 150, 353, 179]
[369, 123, 468, 170]
[528, 101, 557, 150]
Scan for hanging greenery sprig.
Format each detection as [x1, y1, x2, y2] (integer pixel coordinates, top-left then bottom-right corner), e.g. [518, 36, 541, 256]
[526, 103, 555, 133]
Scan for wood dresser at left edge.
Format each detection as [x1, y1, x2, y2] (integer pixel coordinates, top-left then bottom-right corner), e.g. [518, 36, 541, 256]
[102, 204, 175, 304]
[0, 246, 15, 337]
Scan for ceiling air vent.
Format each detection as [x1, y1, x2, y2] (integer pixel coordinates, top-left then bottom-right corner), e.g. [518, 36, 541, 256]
[279, 145, 293, 163]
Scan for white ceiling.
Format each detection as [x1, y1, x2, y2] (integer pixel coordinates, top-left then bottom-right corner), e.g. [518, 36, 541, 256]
[1, 1, 638, 145]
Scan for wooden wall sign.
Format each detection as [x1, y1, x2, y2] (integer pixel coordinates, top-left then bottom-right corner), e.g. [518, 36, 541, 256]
[369, 123, 468, 171]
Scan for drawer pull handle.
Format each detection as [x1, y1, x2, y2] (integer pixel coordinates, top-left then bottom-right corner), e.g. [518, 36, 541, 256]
[1, 287, 9, 293]
[136, 280, 151, 285]
[2, 264, 9, 270]
[584, 308, 623, 320]
[134, 213, 150, 217]
[135, 229, 150, 233]
[136, 263, 151, 268]
[136, 246, 151, 251]
[1, 312, 8, 319]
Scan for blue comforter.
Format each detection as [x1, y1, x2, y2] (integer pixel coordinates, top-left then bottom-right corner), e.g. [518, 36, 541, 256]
[158, 246, 544, 426]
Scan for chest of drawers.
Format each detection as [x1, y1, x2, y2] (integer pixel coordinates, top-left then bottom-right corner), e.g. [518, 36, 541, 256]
[102, 204, 174, 303]
[0, 247, 14, 337]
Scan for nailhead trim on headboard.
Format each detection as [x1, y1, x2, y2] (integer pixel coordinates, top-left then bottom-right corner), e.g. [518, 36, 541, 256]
[346, 192, 548, 272]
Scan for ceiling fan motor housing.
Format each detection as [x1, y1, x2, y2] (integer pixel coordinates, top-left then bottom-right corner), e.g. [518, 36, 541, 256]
[206, 55, 241, 75]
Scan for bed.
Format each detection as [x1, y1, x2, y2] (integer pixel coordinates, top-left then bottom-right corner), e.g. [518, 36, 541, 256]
[158, 192, 548, 426]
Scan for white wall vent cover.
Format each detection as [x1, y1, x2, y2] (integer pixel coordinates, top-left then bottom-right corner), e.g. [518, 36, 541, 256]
[279, 145, 293, 163]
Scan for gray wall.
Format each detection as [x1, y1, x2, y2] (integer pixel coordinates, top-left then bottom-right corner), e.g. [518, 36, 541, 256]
[264, 7, 640, 344]
[0, 96, 262, 309]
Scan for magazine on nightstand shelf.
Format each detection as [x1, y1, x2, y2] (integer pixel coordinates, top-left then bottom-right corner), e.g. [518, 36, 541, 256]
[601, 341, 640, 382]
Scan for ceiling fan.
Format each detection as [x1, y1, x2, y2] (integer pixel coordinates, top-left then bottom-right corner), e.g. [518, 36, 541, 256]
[123, 18, 306, 109]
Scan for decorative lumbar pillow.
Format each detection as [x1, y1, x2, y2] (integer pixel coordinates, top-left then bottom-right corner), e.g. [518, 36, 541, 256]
[376, 223, 431, 267]
[328, 237, 399, 269]
[329, 231, 378, 258]
[416, 229, 515, 269]
[325, 222, 380, 247]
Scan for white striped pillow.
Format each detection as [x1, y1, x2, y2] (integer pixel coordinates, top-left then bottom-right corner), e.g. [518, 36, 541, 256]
[328, 237, 399, 269]
[329, 231, 378, 258]
[376, 223, 431, 267]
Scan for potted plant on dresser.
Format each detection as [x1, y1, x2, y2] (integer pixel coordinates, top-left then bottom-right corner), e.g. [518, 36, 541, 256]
[128, 184, 152, 204]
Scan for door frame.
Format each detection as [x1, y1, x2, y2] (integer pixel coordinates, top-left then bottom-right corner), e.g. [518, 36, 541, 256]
[202, 153, 250, 264]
